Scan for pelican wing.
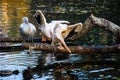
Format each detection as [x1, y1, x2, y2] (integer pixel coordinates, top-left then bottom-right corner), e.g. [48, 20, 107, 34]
[29, 23, 37, 33]
[51, 20, 70, 24]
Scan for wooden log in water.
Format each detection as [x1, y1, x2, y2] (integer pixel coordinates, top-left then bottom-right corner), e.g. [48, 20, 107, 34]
[0, 42, 120, 54]
[22, 43, 120, 54]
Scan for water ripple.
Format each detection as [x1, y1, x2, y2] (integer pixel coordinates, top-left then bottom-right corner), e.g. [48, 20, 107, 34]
[0, 50, 41, 71]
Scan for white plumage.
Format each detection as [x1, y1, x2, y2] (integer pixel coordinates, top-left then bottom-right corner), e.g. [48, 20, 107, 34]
[39, 21, 68, 39]
[20, 17, 36, 41]
[34, 10, 83, 53]
[20, 17, 36, 54]
[34, 10, 72, 53]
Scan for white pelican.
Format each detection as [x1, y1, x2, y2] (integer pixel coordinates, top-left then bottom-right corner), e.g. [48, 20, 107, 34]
[20, 17, 36, 53]
[34, 10, 83, 53]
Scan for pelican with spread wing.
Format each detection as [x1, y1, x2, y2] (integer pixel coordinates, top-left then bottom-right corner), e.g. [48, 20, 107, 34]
[34, 10, 83, 53]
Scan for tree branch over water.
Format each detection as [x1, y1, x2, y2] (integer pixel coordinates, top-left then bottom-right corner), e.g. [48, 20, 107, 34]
[0, 15, 120, 53]
[67, 14, 120, 42]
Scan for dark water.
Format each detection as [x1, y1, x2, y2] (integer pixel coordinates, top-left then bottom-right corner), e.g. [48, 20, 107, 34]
[0, 50, 41, 80]
[0, 0, 120, 80]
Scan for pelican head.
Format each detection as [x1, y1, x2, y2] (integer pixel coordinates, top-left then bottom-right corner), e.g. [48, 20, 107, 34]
[22, 17, 29, 24]
[33, 10, 46, 26]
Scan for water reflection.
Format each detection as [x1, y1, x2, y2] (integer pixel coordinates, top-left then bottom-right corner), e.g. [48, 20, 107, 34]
[0, 0, 31, 37]
[0, 50, 41, 80]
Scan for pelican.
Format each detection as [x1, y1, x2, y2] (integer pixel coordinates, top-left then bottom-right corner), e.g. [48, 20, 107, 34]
[34, 10, 83, 53]
[20, 17, 36, 53]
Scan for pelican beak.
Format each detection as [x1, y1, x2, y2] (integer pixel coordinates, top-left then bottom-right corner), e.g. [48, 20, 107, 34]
[33, 10, 38, 18]
[33, 13, 37, 18]
[33, 11, 41, 25]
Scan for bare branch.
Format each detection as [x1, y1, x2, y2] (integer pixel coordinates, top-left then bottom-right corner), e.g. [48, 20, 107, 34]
[67, 14, 120, 42]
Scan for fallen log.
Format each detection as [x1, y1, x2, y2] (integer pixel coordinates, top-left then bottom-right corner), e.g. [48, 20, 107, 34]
[0, 43, 119, 54]
[22, 43, 120, 54]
